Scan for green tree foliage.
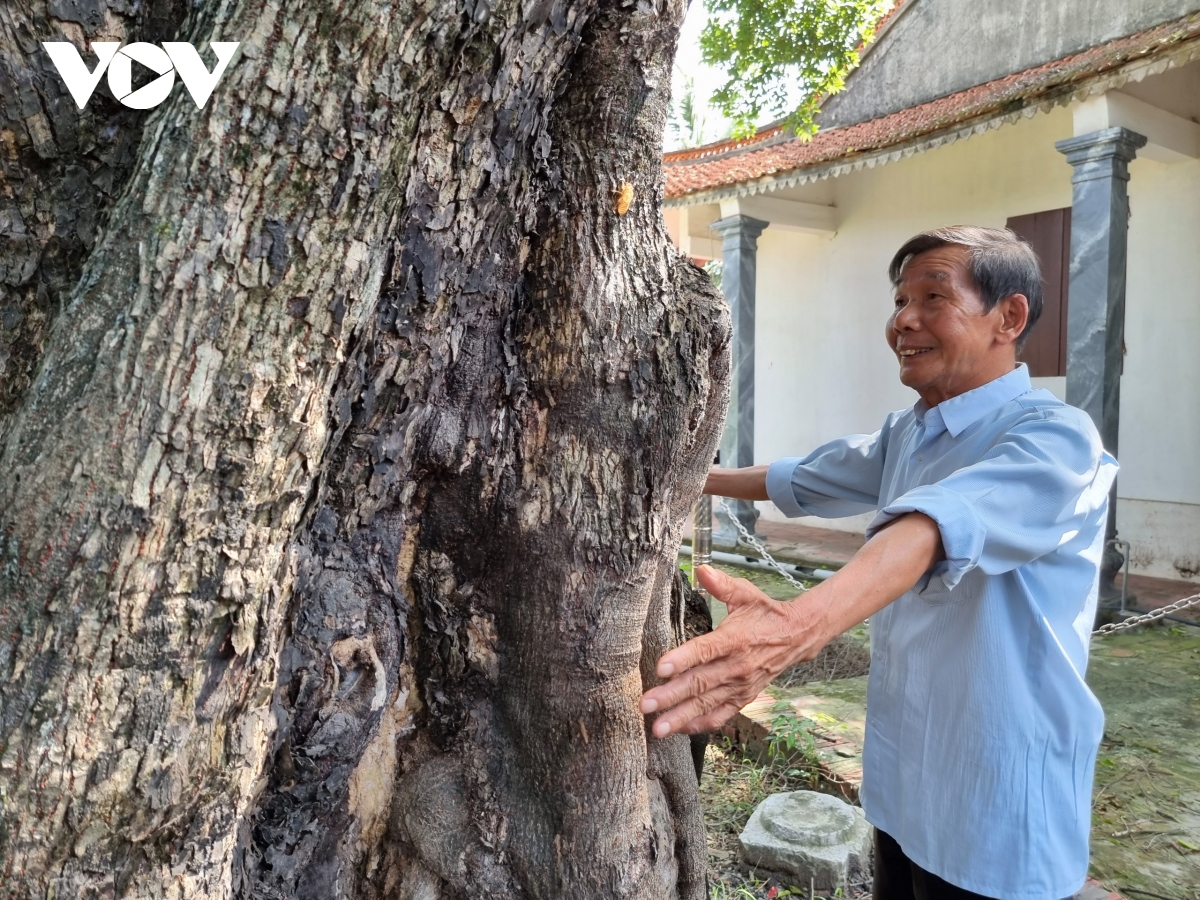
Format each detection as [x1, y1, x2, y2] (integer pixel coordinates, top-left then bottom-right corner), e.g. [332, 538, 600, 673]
[668, 70, 735, 150]
[668, 72, 709, 148]
[701, 0, 893, 139]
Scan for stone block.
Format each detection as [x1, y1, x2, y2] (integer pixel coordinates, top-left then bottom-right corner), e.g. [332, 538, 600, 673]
[738, 790, 871, 891]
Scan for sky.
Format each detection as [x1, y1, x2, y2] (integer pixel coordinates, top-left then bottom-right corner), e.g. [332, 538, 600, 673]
[666, 2, 734, 151]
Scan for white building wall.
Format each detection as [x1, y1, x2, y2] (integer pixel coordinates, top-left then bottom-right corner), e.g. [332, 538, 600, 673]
[743, 105, 1200, 582]
[1121, 152, 1200, 580]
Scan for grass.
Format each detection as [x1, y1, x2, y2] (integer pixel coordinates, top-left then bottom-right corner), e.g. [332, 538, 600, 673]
[1086, 625, 1200, 899]
[700, 735, 872, 899]
[680, 556, 873, 897]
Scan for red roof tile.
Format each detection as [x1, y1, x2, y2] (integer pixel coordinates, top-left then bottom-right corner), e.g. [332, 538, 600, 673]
[664, 12, 1200, 199]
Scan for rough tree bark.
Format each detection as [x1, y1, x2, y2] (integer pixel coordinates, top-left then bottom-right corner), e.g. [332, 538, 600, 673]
[0, 0, 730, 898]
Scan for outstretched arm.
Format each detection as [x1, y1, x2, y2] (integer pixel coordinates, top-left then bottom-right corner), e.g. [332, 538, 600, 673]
[702, 464, 769, 501]
[641, 511, 943, 737]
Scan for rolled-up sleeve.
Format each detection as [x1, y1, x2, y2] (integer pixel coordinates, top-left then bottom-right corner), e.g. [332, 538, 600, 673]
[765, 415, 896, 519]
[865, 408, 1118, 594]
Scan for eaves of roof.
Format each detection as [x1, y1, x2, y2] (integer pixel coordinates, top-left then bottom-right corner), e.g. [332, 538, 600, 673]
[663, 11, 1200, 206]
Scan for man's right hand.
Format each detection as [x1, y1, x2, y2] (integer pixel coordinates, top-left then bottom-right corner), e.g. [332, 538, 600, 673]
[702, 464, 770, 501]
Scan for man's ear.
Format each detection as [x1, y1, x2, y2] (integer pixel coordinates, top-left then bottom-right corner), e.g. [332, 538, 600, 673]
[994, 293, 1030, 347]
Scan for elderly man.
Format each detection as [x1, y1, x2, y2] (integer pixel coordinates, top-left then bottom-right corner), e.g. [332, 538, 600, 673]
[641, 226, 1117, 900]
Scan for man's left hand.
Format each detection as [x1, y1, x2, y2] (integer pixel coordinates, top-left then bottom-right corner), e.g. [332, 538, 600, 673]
[640, 565, 830, 738]
[643, 512, 944, 738]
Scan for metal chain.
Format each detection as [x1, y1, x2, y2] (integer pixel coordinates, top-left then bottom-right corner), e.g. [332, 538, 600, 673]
[715, 499, 1200, 637]
[716, 498, 809, 593]
[1092, 592, 1200, 635]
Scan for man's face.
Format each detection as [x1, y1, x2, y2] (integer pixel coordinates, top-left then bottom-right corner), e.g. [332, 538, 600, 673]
[886, 245, 1013, 406]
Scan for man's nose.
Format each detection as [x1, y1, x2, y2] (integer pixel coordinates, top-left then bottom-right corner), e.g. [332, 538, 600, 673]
[892, 301, 920, 331]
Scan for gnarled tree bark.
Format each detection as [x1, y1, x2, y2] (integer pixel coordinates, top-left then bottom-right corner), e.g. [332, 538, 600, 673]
[0, 1, 730, 898]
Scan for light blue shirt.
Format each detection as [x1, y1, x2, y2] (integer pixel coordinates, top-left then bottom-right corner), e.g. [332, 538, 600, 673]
[765, 364, 1117, 900]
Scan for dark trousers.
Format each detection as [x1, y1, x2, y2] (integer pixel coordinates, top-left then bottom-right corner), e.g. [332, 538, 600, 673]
[872, 828, 1078, 900]
[872, 829, 1000, 900]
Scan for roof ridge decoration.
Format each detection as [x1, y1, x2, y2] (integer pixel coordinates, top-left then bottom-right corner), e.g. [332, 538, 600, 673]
[663, 11, 1200, 205]
[662, 122, 790, 163]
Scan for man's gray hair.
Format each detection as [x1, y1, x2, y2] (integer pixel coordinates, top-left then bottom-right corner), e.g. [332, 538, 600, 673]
[887, 225, 1044, 349]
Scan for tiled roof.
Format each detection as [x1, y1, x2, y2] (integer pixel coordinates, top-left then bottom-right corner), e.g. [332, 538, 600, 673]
[664, 12, 1200, 200]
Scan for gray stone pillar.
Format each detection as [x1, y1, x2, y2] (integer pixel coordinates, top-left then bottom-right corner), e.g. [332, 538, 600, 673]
[1055, 126, 1146, 606]
[710, 214, 768, 540]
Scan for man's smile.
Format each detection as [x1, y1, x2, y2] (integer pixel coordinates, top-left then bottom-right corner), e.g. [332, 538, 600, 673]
[898, 347, 935, 357]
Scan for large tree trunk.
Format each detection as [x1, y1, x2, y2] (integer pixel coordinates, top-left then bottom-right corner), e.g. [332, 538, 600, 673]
[0, 0, 730, 898]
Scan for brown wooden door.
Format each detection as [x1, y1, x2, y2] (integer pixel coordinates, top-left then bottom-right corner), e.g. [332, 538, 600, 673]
[1007, 208, 1071, 377]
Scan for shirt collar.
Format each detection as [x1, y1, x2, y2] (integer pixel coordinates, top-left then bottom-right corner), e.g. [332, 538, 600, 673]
[913, 364, 1033, 438]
